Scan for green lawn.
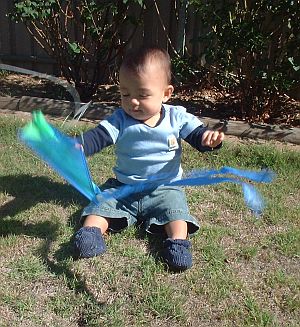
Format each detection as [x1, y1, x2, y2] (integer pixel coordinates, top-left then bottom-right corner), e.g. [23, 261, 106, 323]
[0, 114, 299, 327]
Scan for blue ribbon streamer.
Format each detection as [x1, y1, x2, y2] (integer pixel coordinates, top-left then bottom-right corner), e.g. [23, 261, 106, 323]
[19, 111, 275, 216]
[100, 168, 274, 216]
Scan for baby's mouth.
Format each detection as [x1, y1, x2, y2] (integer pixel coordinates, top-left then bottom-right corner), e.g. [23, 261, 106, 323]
[130, 109, 142, 113]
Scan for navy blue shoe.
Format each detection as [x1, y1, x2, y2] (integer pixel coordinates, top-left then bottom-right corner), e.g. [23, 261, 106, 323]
[74, 226, 107, 258]
[162, 238, 192, 271]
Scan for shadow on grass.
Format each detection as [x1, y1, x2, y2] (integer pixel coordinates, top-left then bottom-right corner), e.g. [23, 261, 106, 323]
[0, 174, 86, 218]
[0, 173, 87, 244]
[0, 173, 86, 257]
[0, 173, 106, 315]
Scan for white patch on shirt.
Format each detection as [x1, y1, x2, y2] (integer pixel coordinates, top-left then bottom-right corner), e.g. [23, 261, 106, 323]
[167, 135, 179, 151]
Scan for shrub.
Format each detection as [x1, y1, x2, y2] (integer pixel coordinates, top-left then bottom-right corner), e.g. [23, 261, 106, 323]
[9, 0, 144, 102]
[190, 0, 300, 122]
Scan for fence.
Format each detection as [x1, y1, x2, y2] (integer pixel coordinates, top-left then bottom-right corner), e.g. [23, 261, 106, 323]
[0, 0, 203, 76]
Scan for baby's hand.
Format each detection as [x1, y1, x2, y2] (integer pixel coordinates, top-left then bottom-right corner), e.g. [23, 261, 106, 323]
[201, 130, 225, 148]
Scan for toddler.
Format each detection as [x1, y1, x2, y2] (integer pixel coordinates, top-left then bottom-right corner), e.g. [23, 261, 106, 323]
[74, 46, 224, 271]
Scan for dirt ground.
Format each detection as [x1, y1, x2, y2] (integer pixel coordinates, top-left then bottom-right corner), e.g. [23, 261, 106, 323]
[0, 73, 300, 152]
[0, 73, 299, 127]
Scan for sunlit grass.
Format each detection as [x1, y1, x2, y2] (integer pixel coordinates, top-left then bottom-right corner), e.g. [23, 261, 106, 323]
[0, 115, 299, 326]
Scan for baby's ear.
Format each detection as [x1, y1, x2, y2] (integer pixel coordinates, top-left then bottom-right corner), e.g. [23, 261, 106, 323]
[163, 85, 174, 102]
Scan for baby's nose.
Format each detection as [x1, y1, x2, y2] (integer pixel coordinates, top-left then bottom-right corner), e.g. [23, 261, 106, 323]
[131, 98, 139, 106]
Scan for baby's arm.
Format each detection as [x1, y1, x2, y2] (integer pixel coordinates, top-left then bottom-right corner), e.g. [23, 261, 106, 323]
[76, 125, 113, 156]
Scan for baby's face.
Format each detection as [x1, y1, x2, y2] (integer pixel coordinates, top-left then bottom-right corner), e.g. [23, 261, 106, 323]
[119, 64, 173, 126]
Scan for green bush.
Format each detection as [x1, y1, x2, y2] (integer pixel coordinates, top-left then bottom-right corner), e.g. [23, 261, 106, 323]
[9, 0, 145, 102]
[190, 0, 300, 121]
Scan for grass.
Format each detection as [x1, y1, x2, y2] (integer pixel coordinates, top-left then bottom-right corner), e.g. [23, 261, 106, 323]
[0, 114, 299, 326]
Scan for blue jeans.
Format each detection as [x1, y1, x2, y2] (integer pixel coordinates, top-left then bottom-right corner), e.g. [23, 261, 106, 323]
[81, 178, 200, 236]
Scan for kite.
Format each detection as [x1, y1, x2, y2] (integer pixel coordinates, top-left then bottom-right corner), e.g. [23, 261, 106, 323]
[19, 111, 275, 215]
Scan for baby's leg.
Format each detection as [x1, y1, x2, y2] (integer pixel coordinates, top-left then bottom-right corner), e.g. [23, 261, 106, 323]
[164, 220, 188, 240]
[73, 178, 136, 259]
[162, 220, 192, 271]
[83, 214, 110, 234]
[144, 186, 198, 271]
[74, 215, 110, 259]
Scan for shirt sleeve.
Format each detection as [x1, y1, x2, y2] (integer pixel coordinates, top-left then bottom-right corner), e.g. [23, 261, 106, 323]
[184, 125, 222, 152]
[76, 124, 113, 156]
[174, 106, 203, 139]
[76, 109, 125, 156]
[99, 109, 123, 143]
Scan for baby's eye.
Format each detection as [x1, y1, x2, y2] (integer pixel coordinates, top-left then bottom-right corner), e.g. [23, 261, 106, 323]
[139, 94, 150, 98]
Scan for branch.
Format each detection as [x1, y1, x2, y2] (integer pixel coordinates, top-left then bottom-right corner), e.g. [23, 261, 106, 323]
[153, 0, 179, 57]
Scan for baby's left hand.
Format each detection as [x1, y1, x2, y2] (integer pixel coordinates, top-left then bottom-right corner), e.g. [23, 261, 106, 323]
[201, 130, 225, 148]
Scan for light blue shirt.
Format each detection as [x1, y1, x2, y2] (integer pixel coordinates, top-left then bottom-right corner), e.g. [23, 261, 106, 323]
[100, 104, 203, 184]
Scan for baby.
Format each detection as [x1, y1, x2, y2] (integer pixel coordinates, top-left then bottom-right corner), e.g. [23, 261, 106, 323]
[74, 46, 224, 271]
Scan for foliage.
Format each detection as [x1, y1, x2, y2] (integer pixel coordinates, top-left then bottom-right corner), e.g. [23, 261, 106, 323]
[190, 0, 300, 122]
[171, 56, 208, 86]
[9, 0, 145, 102]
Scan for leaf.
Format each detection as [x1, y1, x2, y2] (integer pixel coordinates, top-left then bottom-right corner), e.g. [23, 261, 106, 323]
[288, 57, 300, 71]
[68, 42, 81, 54]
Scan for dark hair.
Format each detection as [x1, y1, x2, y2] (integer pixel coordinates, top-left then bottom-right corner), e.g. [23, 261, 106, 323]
[120, 46, 172, 83]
